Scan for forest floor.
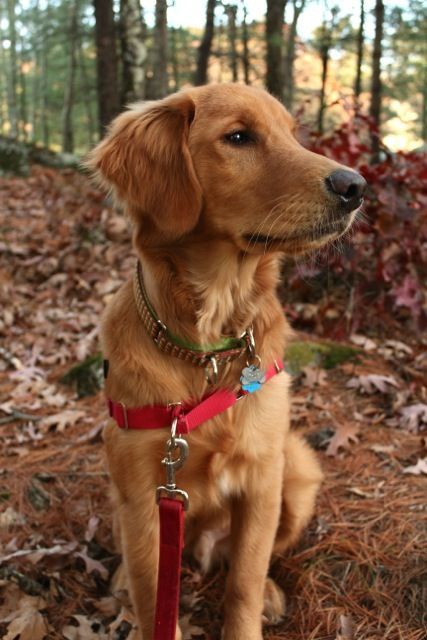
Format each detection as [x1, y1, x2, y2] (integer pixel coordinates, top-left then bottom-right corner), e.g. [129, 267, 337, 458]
[0, 166, 426, 640]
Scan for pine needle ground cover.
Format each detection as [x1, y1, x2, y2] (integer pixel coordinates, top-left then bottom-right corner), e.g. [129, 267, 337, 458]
[0, 167, 425, 640]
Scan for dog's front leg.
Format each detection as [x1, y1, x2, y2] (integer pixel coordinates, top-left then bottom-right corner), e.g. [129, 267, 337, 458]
[222, 463, 283, 640]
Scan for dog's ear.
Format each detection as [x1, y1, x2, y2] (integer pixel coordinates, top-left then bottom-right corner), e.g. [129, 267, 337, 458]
[86, 93, 202, 239]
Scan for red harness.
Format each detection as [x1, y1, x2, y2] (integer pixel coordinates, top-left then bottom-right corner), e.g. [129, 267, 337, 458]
[108, 359, 284, 639]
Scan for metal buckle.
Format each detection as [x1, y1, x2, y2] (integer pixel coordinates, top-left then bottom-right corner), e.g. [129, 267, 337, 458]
[118, 402, 128, 430]
[153, 319, 167, 344]
[156, 419, 190, 510]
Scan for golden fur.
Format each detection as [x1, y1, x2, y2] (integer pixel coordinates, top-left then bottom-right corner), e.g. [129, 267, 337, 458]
[87, 84, 360, 639]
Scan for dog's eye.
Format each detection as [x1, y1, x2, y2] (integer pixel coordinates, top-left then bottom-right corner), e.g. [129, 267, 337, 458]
[224, 130, 254, 145]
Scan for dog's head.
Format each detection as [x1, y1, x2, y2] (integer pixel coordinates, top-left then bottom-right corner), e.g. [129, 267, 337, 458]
[87, 84, 366, 254]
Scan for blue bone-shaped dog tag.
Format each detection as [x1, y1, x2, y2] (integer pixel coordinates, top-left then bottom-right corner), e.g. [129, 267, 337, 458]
[240, 364, 266, 393]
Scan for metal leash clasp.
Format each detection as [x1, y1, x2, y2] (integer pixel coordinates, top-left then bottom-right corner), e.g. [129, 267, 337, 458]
[156, 418, 189, 510]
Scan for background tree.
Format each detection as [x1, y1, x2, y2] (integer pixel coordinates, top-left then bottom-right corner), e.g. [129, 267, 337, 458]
[283, 0, 306, 111]
[315, 5, 339, 134]
[241, 1, 250, 84]
[93, 0, 120, 135]
[61, 0, 80, 152]
[195, 0, 216, 86]
[146, 0, 168, 98]
[225, 4, 238, 82]
[6, 0, 18, 137]
[354, 0, 365, 101]
[370, 0, 385, 159]
[266, 0, 287, 98]
[120, 0, 147, 105]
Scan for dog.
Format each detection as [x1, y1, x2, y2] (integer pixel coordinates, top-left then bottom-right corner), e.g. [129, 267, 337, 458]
[87, 83, 366, 640]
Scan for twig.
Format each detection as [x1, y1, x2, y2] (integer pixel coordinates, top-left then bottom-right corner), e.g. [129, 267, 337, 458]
[0, 409, 41, 424]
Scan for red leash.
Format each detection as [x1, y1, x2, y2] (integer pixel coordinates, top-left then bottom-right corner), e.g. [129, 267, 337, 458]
[108, 360, 284, 640]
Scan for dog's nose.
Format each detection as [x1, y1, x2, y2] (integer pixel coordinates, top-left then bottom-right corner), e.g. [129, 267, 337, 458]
[325, 169, 367, 213]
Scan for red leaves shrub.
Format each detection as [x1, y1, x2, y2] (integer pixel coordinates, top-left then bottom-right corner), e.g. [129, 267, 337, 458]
[287, 115, 427, 336]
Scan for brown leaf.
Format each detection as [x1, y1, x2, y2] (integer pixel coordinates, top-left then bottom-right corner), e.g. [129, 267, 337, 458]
[41, 409, 85, 432]
[336, 613, 355, 640]
[326, 423, 360, 457]
[63, 615, 107, 640]
[2, 594, 49, 640]
[347, 374, 399, 395]
[180, 613, 205, 639]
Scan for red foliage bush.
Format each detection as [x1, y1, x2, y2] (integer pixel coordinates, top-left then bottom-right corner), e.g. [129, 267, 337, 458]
[285, 114, 427, 337]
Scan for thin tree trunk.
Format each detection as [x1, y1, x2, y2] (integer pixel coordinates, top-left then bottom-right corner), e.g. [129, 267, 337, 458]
[283, 0, 305, 110]
[120, 0, 146, 104]
[354, 0, 365, 100]
[241, 1, 250, 84]
[62, 0, 79, 153]
[78, 38, 96, 144]
[19, 38, 28, 142]
[6, 0, 18, 138]
[147, 0, 168, 98]
[93, 0, 120, 136]
[226, 4, 238, 82]
[170, 27, 180, 92]
[266, 0, 287, 98]
[422, 64, 427, 142]
[370, 0, 384, 160]
[40, 2, 50, 147]
[194, 0, 216, 86]
[317, 22, 330, 134]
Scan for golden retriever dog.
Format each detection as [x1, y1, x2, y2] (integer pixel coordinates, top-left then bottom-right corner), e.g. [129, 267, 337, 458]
[87, 83, 366, 639]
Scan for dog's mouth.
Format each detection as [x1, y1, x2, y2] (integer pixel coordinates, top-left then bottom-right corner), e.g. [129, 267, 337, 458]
[242, 220, 350, 249]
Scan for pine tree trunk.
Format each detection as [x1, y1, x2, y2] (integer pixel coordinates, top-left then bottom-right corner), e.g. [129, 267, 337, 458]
[283, 0, 305, 110]
[120, 0, 146, 104]
[316, 17, 334, 135]
[93, 0, 120, 136]
[62, 0, 79, 153]
[170, 27, 180, 92]
[19, 38, 28, 142]
[241, 2, 250, 84]
[226, 4, 238, 82]
[422, 64, 427, 142]
[194, 0, 216, 86]
[6, 0, 18, 138]
[370, 0, 384, 159]
[354, 0, 365, 100]
[78, 38, 96, 145]
[147, 0, 168, 99]
[40, 2, 50, 148]
[266, 0, 287, 99]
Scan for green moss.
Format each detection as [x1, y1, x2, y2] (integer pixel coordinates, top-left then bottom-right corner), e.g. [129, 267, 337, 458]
[285, 340, 359, 375]
[61, 353, 104, 398]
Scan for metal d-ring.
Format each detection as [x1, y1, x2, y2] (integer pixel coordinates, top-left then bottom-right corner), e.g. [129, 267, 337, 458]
[204, 356, 218, 386]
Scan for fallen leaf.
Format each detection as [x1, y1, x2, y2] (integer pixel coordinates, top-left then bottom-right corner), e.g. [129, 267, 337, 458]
[350, 334, 377, 351]
[2, 594, 49, 640]
[347, 374, 399, 395]
[326, 423, 360, 457]
[0, 506, 27, 529]
[75, 549, 109, 580]
[180, 613, 205, 639]
[399, 403, 427, 433]
[403, 458, 427, 475]
[302, 365, 327, 388]
[336, 613, 355, 640]
[63, 614, 107, 640]
[41, 409, 85, 432]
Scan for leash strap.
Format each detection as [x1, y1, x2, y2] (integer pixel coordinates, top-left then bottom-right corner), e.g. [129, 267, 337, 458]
[153, 498, 184, 640]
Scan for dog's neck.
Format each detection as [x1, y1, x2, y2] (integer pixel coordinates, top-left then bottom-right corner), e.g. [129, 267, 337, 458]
[137, 236, 282, 347]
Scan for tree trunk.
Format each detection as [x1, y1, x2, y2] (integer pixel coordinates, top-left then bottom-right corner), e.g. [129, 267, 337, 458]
[62, 0, 79, 153]
[6, 0, 18, 138]
[120, 0, 146, 105]
[19, 38, 28, 142]
[370, 0, 384, 160]
[317, 22, 330, 134]
[146, 0, 168, 99]
[93, 0, 120, 136]
[241, 1, 250, 84]
[78, 36, 96, 145]
[194, 0, 216, 86]
[40, 1, 50, 147]
[283, 0, 305, 110]
[354, 0, 365, 100]
[266, 0, 287, 98]
[226, 4, 238, 82]
[422, 63, 427, 143]
[170, 27, 180, 92]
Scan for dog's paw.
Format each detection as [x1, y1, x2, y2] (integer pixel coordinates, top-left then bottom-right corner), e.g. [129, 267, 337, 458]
[262, 578, 286, 625]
